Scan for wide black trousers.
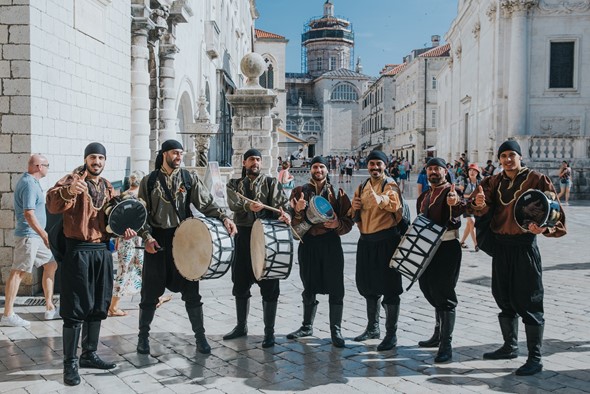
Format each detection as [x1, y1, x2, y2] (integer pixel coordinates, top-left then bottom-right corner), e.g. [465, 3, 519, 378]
[418, 239, 462, 311]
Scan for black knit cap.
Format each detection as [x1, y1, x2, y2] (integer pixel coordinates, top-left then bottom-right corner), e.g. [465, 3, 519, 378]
[366, 150, 388, 165]
[497, 140, 521, 158]
[310, 156, 328, 167]
[427, 157, 447, 169]
[84, 142, 106, 158]
[243, 148, 262, 160]
[161, 139, 183, 152]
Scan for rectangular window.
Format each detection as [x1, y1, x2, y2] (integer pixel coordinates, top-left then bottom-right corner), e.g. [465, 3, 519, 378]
[316, 57, 323, 71]
[431, 109, 437, 128]
[329, 56, 336, 70]
[431, 77, 437, 90]
[549, 41, 575, 88]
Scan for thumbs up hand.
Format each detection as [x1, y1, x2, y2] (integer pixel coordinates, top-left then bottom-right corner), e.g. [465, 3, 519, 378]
[68, 170, 88, 195]
[474, 185, 486, 207]
[446, 184, 459, 206]
[295, 193, 307, 213]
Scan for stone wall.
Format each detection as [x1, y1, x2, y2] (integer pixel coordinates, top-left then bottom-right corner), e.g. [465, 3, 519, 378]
[0, 0, 131, 294]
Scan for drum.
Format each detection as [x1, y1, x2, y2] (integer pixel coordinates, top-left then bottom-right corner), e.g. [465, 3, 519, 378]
[389, 215, 446, 290]
[251, 219, 294, 280]
[514, 189, 561, 232]
[172, 217, 234, 281]
[291, 195, 335, 238]
[104, 195, 147, 236]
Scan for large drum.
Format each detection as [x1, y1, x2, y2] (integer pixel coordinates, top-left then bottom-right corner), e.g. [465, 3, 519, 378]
[291, 195, 335, 238]
[104, 195, 147, 236]
[390, 215, 446, 290]
[514, 189, 561, 232]
[172, 217, 234, 281]
[251, 219, 294, 280]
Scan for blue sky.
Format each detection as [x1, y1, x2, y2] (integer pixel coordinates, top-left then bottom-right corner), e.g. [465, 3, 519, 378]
[255, 0, 459, 77]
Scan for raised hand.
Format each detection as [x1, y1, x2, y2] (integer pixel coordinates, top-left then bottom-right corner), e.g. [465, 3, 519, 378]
[446, 183, 459, 206]
[351, 195, 362, 210]
[474, 185, 486, 207]
[295, 193, 307, 213]
[68, 170, 88, 195]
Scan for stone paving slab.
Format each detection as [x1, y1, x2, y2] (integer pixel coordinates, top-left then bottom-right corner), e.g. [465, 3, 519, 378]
[1, 175, 589, 393]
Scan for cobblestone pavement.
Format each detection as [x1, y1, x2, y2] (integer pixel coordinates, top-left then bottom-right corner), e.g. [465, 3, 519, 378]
[1, 172, 589, 393]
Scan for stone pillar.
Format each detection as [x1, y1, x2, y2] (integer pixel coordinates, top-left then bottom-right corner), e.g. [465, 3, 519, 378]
[503, 0, 538, 136]
[270, 114, 281, 176]
[227, 53, 277, 178]
[157, 1, 192, 144]
[130, 1, 155, 175]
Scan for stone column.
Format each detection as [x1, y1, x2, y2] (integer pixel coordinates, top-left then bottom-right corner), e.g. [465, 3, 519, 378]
[227, 53, 278, 177]
[158, 1, 192, 144]
[130, 1, 155, 174]
[503, 0, 538, 136]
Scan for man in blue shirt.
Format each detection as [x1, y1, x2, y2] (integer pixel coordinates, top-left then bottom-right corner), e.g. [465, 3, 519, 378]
[1, 155, 59, 327]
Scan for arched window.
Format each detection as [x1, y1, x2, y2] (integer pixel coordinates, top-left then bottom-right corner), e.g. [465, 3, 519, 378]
[303, 120, 321, 133]
[330, 83, 358, 101]
[259, 59, 274, 89]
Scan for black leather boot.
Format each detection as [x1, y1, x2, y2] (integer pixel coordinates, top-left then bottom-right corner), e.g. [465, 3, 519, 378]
[287, 301, 318, 339]
[262, 301, 277, 348]
[377, 303, 399, 351]
[186, 304, 211, 354]
[329, 304, 345, 348]
[515, 324, 544, 376]
[434, 310, 455, 363]
[79, 321, 116, 369]
[483, 315, 519, 360]
[223, 298, 249, 340]
[137, 308, 156, 354]
[354, 297, 381, 341]
[63, 325, 81, 386]
[418, 311, 440, 347]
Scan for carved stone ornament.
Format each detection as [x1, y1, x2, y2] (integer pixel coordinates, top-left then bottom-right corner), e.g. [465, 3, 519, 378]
[472, 21, 481, 39]
[538, 0, 590, 14]
[149, 5, 170, 43]
[454, 44, 462, 60]
[486, 3, 498, 21]
[240, 52, 267, 88]
[500, 0, 539, 17]
[539, 116, 581, 136]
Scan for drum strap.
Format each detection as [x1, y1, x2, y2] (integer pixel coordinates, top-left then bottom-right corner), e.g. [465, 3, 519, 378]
[147, 169, 193, 221]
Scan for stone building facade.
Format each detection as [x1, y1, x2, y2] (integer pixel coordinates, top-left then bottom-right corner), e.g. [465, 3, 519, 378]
[437, 0, 590, 197]
[360, 39, 450, 166]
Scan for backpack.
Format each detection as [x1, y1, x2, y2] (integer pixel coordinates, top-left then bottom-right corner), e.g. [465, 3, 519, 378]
[358, 177, 411, 235]
[147, 169, 193, 220]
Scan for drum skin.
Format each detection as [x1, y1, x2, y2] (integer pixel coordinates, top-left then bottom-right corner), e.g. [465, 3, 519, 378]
[105, 197, 147, 236]
[173, 218, 213, 281]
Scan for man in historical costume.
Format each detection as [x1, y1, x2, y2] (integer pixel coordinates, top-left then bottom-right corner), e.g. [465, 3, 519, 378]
[415, 158, 466, 363]
[350, 150, 404, 351]
[47, 143, 134, 386]
[286, 156, 353, 347]
[471, 140, 566, 376]
[225, 149, 291, 348]
[136, 140, 237, 356]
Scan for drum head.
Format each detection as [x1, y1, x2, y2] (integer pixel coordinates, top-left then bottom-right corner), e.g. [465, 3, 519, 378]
[251, 220, 266, 280]
[514, 190, 550, 231]
[309, 196, 334, 222]
[108, 199, 147, 236]
[172, 218, 212, 281]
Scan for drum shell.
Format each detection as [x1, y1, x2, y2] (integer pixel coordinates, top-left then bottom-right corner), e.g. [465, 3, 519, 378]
[291, 196, 335, 238]
[251, 219, 294, 281]
[390, 215, 446, 290]
[514, 189, 561, 232]
[172, 217, 234, 281]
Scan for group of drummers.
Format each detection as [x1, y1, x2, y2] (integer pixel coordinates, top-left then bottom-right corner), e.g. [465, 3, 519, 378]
[47, 139, 566, 386]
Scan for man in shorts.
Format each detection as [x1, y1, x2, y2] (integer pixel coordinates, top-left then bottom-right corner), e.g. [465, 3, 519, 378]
[1, 154, 59, 327]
